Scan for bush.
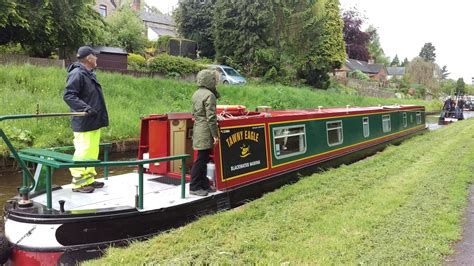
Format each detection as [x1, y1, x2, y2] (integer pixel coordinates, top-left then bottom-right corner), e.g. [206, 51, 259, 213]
[263, 66, 278, 82]
[128, 53, 146, 71]
[0, 43, 26, 55]
[253, 48, 280, 77]
[147, 54, 202, 76]
[327, 79, 358, 95]
[156, 35, 173, 52]
[350, 70, 370, 81]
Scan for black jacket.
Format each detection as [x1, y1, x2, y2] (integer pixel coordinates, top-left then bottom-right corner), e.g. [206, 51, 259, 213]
[63, 63, 109, 132]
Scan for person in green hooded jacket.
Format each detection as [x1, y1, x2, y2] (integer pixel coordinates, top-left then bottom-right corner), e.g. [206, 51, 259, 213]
[190, 69, 220, 196]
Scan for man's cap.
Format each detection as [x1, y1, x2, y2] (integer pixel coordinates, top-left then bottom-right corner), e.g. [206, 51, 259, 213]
[76, 46, 99, 59]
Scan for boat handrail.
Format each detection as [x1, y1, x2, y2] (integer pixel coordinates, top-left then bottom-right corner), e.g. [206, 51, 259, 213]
[16, 150, 190, 210]
[0, 113, 189, 211]
[0, 112, 87, 197]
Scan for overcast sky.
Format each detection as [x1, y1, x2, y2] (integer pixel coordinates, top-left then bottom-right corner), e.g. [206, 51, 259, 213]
[146, 0, 473, 83]
[145, 0, 178, 15]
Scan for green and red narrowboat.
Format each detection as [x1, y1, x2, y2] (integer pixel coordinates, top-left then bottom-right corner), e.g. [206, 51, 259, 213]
[1, 104, 426, 265]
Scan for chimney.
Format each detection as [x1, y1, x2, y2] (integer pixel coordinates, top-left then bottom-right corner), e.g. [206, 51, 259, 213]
[368, 58, 375, 64]
[131, 0, 140, 11]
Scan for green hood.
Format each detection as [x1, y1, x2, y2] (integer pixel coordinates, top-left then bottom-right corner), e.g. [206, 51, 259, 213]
[196, 69, 217, 89]
[196, 69, 220, 98]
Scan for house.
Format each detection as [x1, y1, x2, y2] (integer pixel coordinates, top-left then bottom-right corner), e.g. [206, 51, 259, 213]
[94, 0, 140, 17]
[386, 67, 405, 80]
[95, 0, 118, 17]
[140, 11, 177, 40]
[336, 58, 388, 83]
[345, 58, 388, 82]
[94, 1, 177, 40]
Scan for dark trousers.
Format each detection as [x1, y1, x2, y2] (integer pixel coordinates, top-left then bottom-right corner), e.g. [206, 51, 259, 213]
[190, 149, 211, 191]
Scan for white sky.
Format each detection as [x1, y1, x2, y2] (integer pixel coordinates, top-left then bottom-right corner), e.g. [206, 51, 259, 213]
[340, 0, 474, 82]
[145, 0, 178, 15]
[146, 0, 473, 82]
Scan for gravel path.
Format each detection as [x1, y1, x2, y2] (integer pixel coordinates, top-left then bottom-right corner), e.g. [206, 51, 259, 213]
[446, 185, 474, 265]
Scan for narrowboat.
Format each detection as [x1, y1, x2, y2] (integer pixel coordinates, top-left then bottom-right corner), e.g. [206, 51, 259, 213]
[0, 104, 426, 265]
[438, 110, 463, 125]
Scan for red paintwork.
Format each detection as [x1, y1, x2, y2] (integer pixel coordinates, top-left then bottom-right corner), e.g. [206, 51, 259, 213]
[9, 249, 62, 266]
[139, 105, 425, 191]
[148, 119, 169, 174]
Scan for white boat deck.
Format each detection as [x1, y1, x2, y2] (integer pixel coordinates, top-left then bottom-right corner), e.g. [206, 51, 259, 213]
[32, 173, 221, 212]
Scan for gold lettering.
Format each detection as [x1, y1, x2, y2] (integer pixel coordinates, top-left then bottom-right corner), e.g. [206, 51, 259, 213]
[226, 130, 260, 148]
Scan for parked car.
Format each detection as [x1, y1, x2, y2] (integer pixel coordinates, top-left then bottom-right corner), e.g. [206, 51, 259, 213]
[208, 64, 247, 85]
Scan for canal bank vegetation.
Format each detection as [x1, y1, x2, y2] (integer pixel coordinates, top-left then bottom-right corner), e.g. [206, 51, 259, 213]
[0, 65, 441, 154]
[86, 119, 474, 265]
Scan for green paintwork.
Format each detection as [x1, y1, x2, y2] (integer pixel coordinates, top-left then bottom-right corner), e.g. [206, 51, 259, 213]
[21, 148, 100, 163]
[270, 110, 425, 166]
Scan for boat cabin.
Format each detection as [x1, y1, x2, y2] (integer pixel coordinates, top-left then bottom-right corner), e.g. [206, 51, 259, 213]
[138, 104, 426, 191]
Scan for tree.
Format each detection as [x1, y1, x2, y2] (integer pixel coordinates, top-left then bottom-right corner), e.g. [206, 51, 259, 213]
[214, 0, 274, 71]
[366, 25, 389, 65]
[441, 65, 450, 80]
[174, 0, 216, 58]
[406, 56, 441, 94]
[419, 42, 436, 62]
[0, 0, 24, 29]
[103, 6, 147, 54]
[297, 0, 346, 88]
[456, 78, 465, 96]
[342, 9, 371, 61]
[391, 54, 400, 66]
[401, 57, 409, 67]
[0, 0, 105, 57]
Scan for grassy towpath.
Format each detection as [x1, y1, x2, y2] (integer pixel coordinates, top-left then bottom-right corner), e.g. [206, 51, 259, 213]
[0, 65, 441, 154]
[86, 119, 474, 265]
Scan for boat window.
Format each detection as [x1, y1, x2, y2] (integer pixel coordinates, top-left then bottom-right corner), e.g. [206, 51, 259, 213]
[382, 115, 391, 132]
[410, 114, 413, 123]
[326, 121, 343, 146]
[403, 112, 407, 128]
[416, 112, 421, 124]
[363, 117, 369, 138]
[273, 125, 307, 158]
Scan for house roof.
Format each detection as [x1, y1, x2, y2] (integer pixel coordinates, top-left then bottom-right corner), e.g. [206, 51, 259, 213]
[91, 46, 128, 55]
[386, 67, 405, 76]
[140, 11, 175, 26]
[149, 26, 176, 37]
[345, 58, 385, 74]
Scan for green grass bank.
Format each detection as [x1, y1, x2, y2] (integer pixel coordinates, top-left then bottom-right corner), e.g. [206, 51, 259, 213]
[0, 64, 441, 154]
[86, 119, 474, 265]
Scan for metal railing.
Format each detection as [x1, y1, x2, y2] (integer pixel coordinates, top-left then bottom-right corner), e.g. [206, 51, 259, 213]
[1, 113, 190, 210]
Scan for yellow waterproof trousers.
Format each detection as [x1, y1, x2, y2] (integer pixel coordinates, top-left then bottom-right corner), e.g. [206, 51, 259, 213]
[70, 129, 101, 188]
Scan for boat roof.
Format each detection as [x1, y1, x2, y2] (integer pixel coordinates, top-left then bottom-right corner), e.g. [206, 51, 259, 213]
[268, 105, 421, 116]
[211, 104, 424, 121]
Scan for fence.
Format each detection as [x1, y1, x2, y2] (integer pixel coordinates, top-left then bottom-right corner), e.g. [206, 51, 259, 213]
[0, 54, 65, 68]
[335, 77, 395, 98]
[2, 54, 197, 82]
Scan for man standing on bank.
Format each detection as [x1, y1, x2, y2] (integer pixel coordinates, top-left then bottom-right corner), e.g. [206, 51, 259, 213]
[64, 46, 109, 193]
[190, 69, 220, 196]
